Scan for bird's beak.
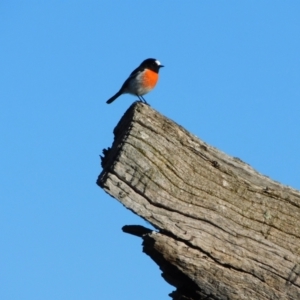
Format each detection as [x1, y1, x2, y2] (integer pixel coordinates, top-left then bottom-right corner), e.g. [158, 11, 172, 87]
[159, 65, 164, 68]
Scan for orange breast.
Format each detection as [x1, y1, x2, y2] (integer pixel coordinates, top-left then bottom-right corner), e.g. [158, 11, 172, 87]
[142, 69, 159, 89]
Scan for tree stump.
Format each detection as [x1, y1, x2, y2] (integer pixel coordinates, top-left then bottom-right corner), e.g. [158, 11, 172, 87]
[97, 102, 300, 300]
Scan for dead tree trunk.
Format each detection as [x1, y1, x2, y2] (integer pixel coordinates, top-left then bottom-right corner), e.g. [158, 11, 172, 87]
[97, 102, 300, 300]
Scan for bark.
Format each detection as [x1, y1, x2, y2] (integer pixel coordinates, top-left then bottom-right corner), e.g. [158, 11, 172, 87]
[97, 102, 300, 300]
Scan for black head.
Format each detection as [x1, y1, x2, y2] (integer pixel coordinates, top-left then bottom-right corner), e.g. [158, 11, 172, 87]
[140, 58, 164, 73]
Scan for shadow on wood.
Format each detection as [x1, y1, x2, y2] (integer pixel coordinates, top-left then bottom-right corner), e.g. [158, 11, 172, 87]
[97, 101, 300, 300]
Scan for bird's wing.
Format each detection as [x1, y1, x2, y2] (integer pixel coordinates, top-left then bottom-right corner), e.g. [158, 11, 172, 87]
[118, 66, 145, 93]
[128, 66, 145, 78]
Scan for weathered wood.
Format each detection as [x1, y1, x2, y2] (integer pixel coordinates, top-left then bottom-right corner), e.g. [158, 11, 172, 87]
[97, 102, 300, 299]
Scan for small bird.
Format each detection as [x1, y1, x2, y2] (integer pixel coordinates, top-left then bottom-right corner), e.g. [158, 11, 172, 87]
[106, 58, 164, 104]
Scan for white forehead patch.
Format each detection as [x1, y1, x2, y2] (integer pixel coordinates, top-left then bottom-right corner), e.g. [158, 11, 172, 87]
[155, 60, 161, 66]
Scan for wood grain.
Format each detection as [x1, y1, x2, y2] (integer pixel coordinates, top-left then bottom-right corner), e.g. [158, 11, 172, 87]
[97, 102, 300, 299]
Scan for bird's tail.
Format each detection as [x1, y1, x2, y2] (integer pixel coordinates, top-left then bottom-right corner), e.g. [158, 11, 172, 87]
[106, 90, 122, 104]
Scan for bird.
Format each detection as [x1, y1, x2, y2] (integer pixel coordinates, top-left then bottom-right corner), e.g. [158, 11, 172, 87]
[106, 58, 164, 104]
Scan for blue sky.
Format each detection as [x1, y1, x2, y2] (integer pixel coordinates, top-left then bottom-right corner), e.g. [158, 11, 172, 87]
[1, 2, 300, 299]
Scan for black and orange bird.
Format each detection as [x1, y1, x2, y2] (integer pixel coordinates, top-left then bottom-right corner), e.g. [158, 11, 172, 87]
[106, 58, 164, 104]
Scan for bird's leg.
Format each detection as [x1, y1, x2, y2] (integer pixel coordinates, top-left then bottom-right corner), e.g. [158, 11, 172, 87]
[140, 96, 149, 105]
[136, 95, 149, 105]
[136, 95, 143, 102]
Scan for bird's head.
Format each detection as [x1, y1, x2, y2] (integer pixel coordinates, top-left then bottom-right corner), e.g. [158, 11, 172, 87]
[141, 58, 164, 73]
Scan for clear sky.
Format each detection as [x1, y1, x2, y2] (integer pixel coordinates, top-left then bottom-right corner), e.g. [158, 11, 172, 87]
[1, 2, 300, 299]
